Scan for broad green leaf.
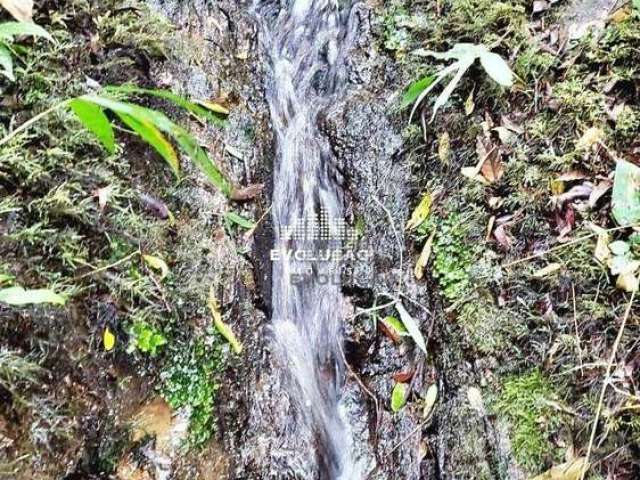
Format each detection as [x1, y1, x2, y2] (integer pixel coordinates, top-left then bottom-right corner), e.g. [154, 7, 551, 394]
[612, 159, 640, 226]
[142, 254, 170, 280]
[406, 192, 433, 230]
[69, 98, 115, 153]
[224, 211, 255, 229]
[105, 85, 228, 126]
[116, 112, 180, 177]
[479, 51, 514, 87]
[0, 286, 65, 306]
[391, 382, 408, 412]
[0, 273, 14, 285]
[0, 43, 14, 80]
[208, 288, 242, 354]
[81, 95, 232, 195]
[382, 316, 408, 336]
[173, 130, 233, 196]
[103, 327, 116, 351]
[401, 75, 436, 109]
[0, 21, 53, 42]
[609, 240, 630, 256]
[396, 301, 427, 354]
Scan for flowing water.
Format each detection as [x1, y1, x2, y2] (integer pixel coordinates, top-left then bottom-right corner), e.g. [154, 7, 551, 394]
[254, 0, 361, 478]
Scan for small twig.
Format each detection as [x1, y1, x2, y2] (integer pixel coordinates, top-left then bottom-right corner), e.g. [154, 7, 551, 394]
[372, 195, 404, 295]
[580, 290, 636, 480]
[572, 284, 584, 374]
[74, 250, 139, 280]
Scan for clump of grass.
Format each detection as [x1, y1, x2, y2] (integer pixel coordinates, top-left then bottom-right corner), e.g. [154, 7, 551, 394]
[493, 371, 563, 471]
[0, 348, 43, 401]
[160, 335, 222, 448]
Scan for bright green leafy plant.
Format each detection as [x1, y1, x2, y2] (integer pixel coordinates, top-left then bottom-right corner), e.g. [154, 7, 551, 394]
[0, 86, 233, 196]
[405, 43, 514, 121]
[127, 320, 167, 356]
[0, 21, 52, 81]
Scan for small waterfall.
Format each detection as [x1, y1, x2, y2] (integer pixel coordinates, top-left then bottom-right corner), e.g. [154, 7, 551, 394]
[254, 0, 361, 478]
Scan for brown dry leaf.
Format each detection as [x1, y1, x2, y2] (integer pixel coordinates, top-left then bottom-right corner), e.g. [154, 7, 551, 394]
[528, 457, 588, 480]
[131, 398, 172, 450]
[230, 183, 264, 201]
[415, 230, 436, 280]
[480, 153, 504, 183]
[476, 136, 503, 183]
[1, 0, 33, 22]
[556, 171, 587, 182]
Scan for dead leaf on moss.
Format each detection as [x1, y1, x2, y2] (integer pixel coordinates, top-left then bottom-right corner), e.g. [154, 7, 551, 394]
[438, 131, 451, 164]
[131, 398, 172, 449]
[1, 0, 33, 22]
[533, 263, 562, 278]
[415, 230, 436, 280]
[528, 457, 588, 480]
[576, 126, 604, 151]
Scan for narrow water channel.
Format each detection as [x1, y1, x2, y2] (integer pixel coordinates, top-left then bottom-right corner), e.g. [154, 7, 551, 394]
[254, 0, 361, 478]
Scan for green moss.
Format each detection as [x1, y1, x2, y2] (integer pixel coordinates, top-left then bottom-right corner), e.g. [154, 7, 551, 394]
[422, 211, 480, 301]
[493, 371, 563, 471]
[160, 335, 222, 448]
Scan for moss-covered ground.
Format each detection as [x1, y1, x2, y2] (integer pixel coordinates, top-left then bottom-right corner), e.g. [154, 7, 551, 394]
[0, 1, 255, 477]
[377, 0, 640, 476]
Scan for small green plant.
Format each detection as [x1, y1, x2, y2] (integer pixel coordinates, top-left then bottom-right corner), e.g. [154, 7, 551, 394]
[160, 336, 221, 447]
[404, 43, 514, 121]
[0, 86, 234, 196]
[127, 320, 167, 355]
[0, 21, 52, 81]
[421, 213, 476, 301]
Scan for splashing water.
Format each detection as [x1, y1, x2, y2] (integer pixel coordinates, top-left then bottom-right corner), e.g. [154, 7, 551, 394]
[254, 0, 362, 478]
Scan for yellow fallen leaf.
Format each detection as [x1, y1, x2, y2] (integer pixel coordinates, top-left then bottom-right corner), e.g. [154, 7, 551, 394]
[533, 263, 562, 278]
[415, 230, 436, 280]
[208, 287, 242, 354]
[528, 457, 588, 480]
[142, 254, 169, 280]
[617, 272, 639, 292]
[1, 0, 33, 22]
[103, 326, 116, 351]
[406, 193, 433, 230]
[197, 100, 229, 115]
[423, 384, 438, 418]
[464, 91, 475, 115]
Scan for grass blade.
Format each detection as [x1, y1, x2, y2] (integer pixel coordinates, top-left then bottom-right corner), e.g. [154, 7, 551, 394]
[105, 85, 228, 126]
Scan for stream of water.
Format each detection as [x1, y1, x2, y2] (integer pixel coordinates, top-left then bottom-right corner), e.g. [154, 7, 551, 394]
[254, 0, 361, 478]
